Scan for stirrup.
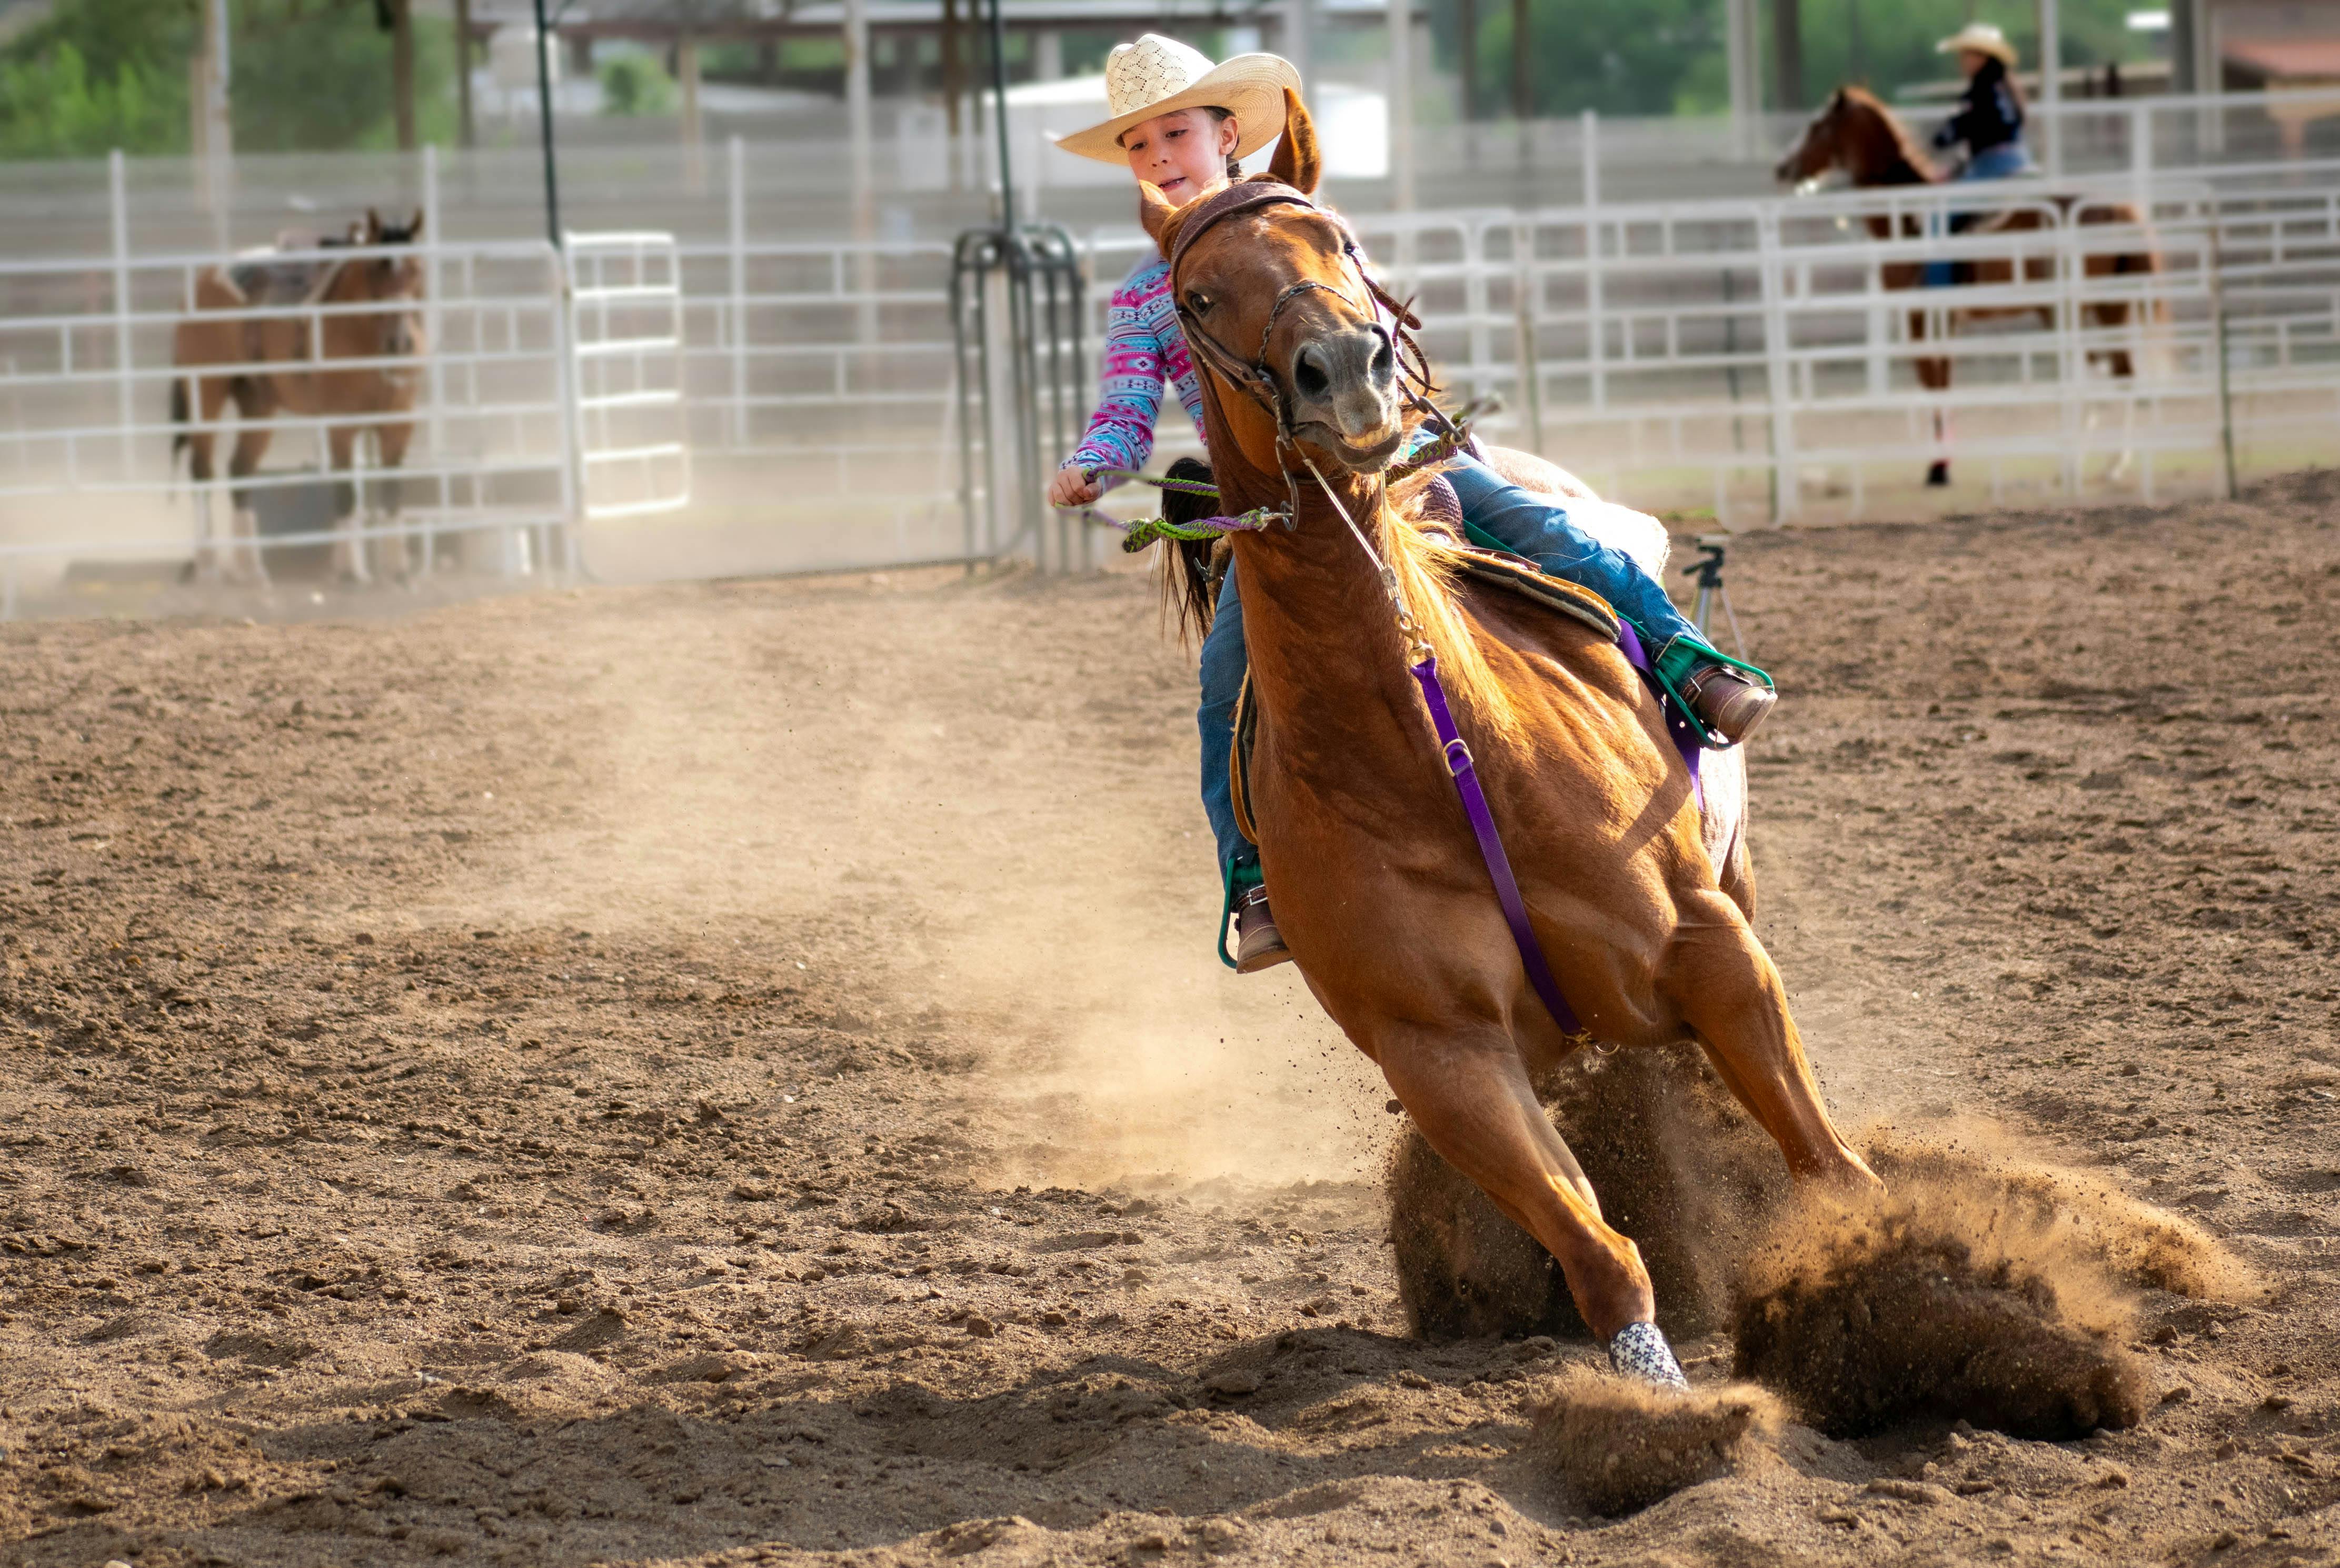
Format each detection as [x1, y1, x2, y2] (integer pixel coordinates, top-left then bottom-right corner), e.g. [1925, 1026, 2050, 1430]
[1679, 662, 1778, 746]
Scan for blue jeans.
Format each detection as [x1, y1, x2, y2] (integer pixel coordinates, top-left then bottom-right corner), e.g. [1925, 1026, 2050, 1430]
[1198, 453, 1699, 878]
[1923, 142, 2035, 287]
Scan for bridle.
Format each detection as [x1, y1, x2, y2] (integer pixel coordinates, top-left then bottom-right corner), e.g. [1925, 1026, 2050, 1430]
[1166, 181, 1437, 468]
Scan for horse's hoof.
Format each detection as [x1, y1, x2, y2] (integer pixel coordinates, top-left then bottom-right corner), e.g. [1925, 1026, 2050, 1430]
[1925, 461, 1951, 488]
[1608, 1321, 1690, 1390]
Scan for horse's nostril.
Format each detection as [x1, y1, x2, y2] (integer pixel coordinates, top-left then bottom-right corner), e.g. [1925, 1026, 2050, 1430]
[1294, 346, 1330, 400]
[1370, 336, 1395, 386]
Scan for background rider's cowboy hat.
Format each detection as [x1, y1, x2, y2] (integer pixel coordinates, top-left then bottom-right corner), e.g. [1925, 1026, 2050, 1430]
[1935, 22, 2020, 66]
[1052, 34, 1303, 163]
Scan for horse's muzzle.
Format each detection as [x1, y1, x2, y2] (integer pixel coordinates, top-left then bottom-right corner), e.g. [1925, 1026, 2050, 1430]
[1287, 323, 1401, 463]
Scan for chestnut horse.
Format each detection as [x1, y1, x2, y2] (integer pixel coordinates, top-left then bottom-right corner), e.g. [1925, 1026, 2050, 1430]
[1147, 93, 1876, 1384]
[170, 209, 427, 584]
[1774, 86, 2164, 487]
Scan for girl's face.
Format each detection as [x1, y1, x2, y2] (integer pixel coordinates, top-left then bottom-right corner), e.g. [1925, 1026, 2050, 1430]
[1120, 107, 1239, 206]
[1958, 48, 1989, 77]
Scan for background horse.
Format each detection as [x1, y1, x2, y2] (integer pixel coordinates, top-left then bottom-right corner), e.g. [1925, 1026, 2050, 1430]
[170, 209, 427, 584]
[1774, 86, 2165, 487]
[1147, 92, 1875, 1386]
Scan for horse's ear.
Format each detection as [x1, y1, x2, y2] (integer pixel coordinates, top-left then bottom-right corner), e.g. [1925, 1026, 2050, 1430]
[1267, 88, 1320, 195]
[364, 207, 384, 241]
[409, 207, 424, 240]
[1138, 179, 1179, 257]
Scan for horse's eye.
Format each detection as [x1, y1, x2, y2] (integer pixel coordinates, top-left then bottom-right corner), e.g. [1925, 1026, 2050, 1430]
[1187, 292, 1212, 316]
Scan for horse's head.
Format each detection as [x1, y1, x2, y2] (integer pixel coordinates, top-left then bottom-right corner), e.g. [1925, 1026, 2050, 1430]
[1775, 86, 1933, 188]
[338, 207, 427, 356]
[1775, 88, 1857, 186]
[1138, 91, 1403, 479]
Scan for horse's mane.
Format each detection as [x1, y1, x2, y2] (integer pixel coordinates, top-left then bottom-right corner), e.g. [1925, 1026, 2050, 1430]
[1156, 455, 1222, 651]
[1838, 85, 1938, 184]
[1371, 487, 1528, 754]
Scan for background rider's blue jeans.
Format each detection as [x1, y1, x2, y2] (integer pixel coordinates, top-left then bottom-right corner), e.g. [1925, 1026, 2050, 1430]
[1922, 142, 2034, 287]
[1198, 453, 1699, 878]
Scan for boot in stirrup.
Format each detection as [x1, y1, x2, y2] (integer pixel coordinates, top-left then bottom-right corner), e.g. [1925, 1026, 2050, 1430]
[1233, 885, 1293, 973]
[1679, 661, 1777, 746]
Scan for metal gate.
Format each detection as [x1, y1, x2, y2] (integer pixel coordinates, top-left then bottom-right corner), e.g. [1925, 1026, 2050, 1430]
[564, 232, 692, 532]
[0, 215, 702, 615]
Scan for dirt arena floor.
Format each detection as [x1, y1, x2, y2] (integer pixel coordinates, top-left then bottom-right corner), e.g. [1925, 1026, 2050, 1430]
[4, 470, 2338, 1567]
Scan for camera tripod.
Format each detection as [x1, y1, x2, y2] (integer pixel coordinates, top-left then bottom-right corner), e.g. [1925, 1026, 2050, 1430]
[1680, 535, 1749, 657]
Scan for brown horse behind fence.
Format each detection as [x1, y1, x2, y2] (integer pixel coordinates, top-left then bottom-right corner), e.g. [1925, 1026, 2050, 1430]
[170, 209, 426, 584]
[1774, 86, 2165, 487]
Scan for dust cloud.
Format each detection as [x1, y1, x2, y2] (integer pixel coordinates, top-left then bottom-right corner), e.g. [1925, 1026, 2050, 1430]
[403, 562, 1390, 1194]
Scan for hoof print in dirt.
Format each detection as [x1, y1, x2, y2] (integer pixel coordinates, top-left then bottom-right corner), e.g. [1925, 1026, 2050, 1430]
[1387, 1043, 1784, 1341]
[1528, 1365, 1785, 1516]
[1733, 1185, 2149, 1440]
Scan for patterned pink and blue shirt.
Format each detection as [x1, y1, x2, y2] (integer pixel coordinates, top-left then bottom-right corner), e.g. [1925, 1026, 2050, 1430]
[1061, 256, 1206, 486]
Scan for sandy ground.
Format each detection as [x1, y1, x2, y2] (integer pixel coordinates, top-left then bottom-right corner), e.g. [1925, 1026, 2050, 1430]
[3, 470, 2338, 1567]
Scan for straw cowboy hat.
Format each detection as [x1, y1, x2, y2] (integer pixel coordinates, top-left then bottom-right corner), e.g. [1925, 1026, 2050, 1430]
[1053, 34, 1303, 163]
[1936, 22, 2019, 66]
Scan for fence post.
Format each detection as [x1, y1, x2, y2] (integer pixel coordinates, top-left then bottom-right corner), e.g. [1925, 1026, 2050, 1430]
[1757, 205, 1796, 524]
[2209, 223, 2237, 501]
[2059, 207, 2083, 498]
[421, 143, 447, 474]
[729, 134, 749, 451]
[550, 243, 585, 578]
[1580, 109, 1605, 413]
[109, 150, 134, 482]
[1512, 218, 1545, 455]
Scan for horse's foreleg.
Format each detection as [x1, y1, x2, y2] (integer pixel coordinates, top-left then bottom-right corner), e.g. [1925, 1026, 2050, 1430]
[1662, 891, 1876, 1191]
[1377, 1024, 1682, 1383]
[374, 420, 416, 581]
[1910, 311, 1953, 487]
[325, 426, 369, 585]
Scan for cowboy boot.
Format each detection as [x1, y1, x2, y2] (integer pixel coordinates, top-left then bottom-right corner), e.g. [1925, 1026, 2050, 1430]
[1679, 661, 1778, 745]
[1233, 884, 1292, 973]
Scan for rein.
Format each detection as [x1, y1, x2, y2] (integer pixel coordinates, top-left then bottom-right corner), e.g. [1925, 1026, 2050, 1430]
[1297, 455, 1586, 1039]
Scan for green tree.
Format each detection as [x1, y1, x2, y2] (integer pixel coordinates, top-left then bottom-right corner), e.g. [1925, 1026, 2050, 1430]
[1797, 0, 2148, 108]
[1427, 0, 2154, 120]
[0, 0, 459, 157]
[0, 38, 185, 156]
[231, 0, 456, 152]
[598, 48, 677, 116]
[0, 0, 193, 155]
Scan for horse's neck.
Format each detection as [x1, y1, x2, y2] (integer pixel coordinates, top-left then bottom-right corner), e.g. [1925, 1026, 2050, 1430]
[1856, 109, 1936, 185]
[1222, 463, 1425, 755]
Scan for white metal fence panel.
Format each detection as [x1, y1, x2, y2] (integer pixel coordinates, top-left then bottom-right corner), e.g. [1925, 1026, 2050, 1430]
[564, 232, 691, 524]
[0, 209, 577, 612]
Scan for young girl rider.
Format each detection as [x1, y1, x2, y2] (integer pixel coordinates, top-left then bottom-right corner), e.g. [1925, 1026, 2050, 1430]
[1049, 36, 1775, 973]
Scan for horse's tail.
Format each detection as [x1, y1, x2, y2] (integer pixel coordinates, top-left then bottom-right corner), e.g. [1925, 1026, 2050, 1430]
[169, 375, 189, 464]
[1157, 455, 1221, 650]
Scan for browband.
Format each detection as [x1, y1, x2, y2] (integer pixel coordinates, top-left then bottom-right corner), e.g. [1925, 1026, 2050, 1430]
[1166, 179, 1325, 278]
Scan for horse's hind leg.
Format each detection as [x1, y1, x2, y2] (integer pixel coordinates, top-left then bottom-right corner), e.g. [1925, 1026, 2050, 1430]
[1661, 889, 1875, 1190]
[1377, 1024, 1685, 1384]
[224, 387, 274, 587]
[184, 376, 233, 583]
[2090, 304, 2139, 484]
